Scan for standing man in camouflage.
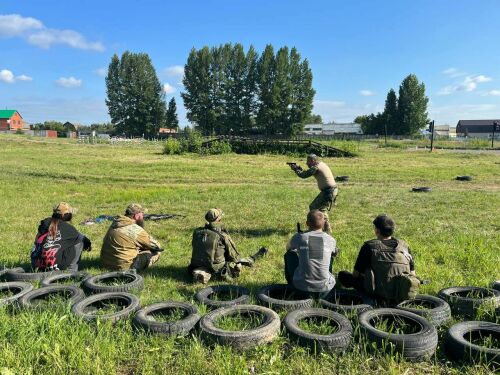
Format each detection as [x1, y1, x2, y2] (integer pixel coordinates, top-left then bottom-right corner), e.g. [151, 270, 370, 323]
[188, 208, 268, 284]
[289, 154, 337, 233]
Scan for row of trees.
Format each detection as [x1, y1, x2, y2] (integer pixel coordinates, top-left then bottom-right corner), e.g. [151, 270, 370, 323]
[182, 43, 315, 136]
[31, 121, 116, 134]
[355, 74, 429, 136]
[106, 52, 178, 137]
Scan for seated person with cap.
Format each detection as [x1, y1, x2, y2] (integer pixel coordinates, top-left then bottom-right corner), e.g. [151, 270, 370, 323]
[31, 202, 92, 271]
[100, 203, 164, 271]
[338, 214, 419, 304]
[284, 210, 338, 297]
[188, 208, 268, 284]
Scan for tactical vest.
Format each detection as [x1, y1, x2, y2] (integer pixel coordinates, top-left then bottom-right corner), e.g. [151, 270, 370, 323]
[190, 226, 226, 272]
[364, 239, 416, 302]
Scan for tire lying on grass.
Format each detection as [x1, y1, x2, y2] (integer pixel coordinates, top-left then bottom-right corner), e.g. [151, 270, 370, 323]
[396, 294, 451, 327]
[319, 289, 373, 315]
[199, 304, 280, 350]
[336, 175, 349, 182]
[445, 321, 500, 366]
[0, 282, 34, 306]
[41, 271, 90, 287]
[438, 287, 500, 318]
[72, 292, 140, 323]
[5, 268, 60, 282]
[0, 267, 25, 281]
[133, 301, 200, 337]
[195, 285, 250, 309]
[456, 175, 473, 181]
[256, 284, 313, 311]
[358, 308, 438, 361]
[18, 285, 85, 308]
[284, 307, 352, 354]
[492, 281, 500, 292]
[412, 187, 432, 193]
[83, 271, 144, 294]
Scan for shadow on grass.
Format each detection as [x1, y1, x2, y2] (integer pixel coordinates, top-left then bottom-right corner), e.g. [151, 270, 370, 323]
[143, 264, 192, 284]
[231, 228, 293, 237]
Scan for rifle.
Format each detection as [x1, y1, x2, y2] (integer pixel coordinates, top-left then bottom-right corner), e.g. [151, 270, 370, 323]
[144, 213, 185, 221]
[287, 162, 303, 172]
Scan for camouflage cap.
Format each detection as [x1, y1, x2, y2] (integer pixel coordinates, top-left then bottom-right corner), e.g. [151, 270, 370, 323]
[205, 208, 224, 222]
[125, 203, 147, 216]
[53, 202, 74, 216]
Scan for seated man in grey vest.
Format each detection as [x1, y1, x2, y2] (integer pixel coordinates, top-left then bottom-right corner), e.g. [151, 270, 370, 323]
[188, 208, 268, 284]
[338, 214, 419, 303]
[284, 210, 337, 297]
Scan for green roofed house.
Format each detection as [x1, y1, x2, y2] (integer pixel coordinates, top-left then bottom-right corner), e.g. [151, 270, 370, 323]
[0, 110, 24, 131]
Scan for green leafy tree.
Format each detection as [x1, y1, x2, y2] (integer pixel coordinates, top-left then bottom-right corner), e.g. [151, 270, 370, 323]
[383, 89, 399, 135]
[106, 52, 166, 137]
[306, 114, 323, 124]
[166, 98, 179, 129]
[273, 46, 292, 135]
[256, 44, 277, 135]
[289, 48, 315, 135]
[397, 74, 429, 135]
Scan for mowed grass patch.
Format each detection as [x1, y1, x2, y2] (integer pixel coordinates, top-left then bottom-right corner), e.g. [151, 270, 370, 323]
[0, 135, 498, 374]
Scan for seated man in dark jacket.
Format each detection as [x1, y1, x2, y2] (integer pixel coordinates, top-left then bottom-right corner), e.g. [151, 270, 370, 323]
[31, 202, 91, 271]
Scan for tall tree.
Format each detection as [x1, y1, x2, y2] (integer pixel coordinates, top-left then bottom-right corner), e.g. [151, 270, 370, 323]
[105, 52, 166, 137]
[166, 98, 179, 129]
[273, 46, 292, 135]
[398, 74, 429, 135]
[289, 49, 315, 135]
[383, 88, 399, 134]
[256, 44, 276, 135]
[223, 43, 247, 134]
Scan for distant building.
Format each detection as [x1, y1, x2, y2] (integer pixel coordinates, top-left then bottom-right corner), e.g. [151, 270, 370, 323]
[0, 110, 24, 131]
[456, 119, 500, 138]
[159, 128, 178, 134]
[303, 122, 362, 135]
[63, 122, 78, 132]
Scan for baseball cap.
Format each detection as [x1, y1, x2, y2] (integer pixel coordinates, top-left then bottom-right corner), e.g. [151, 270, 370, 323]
[125, 203, 147, 216]
[205, 208, 224, 222]
[53, 202, 74, 216]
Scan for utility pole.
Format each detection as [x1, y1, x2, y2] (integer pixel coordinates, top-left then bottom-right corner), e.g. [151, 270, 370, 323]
[429, 120, 435, 152]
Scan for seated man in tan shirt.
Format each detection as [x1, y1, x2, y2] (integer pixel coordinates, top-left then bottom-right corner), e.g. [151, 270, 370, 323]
[100, 203, 164, 271]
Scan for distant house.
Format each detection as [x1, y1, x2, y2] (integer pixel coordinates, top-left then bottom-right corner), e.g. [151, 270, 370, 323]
[159, 128, 177, 134]
[303, 122, 362, 135]
[456, 119, 500, 138]
[0, 110, 24, 131]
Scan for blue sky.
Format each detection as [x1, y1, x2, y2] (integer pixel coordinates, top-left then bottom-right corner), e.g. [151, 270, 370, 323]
[1, 0, 499, 126]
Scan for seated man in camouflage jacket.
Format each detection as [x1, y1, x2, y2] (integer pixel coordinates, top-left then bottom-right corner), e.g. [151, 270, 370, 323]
[188, 208, 267, 284]
[100, 203, 164, 271]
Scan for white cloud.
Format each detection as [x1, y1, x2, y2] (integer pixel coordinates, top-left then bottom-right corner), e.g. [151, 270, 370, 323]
[429, 103, 498, 124]
[0, 14, 43, 37]
[0, 69, 33, 83]
[56, 76, 82, 88]
[163, 83, 176, 94]
[442, 67, 466, 78]
[438, 74, 493, 95]
[94, 67, 107, 77]
[0, 13, 104, 51]
[163, 65, 184, 77]
[360, 90, 375, 96]
[483, 90, 500, 96]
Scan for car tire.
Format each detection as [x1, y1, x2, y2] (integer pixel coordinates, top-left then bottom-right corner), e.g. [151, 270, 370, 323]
[41, 271, 91, 287]
[0, 282, 34, 306]
[133, 301, 200, 337]
[284, 307, 352, 354]
[256, 284, 314, 311]
[195, 285, 250, 309]
[0, 267, 25, 281]
[18, 285, 85, 308]
[319, 289, 374, 316]
[396, 294, 452, 327]
[456, 175, 472, 181]
[71, 292, 140, 323]
[412, 187, 432, 193]
[5, 268, 60, 282]
[82, 271, 144, 294]
[438, 286, 500, 318]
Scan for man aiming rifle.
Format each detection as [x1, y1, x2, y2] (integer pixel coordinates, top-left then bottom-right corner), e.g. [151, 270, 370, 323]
[288, 154, 338, 233]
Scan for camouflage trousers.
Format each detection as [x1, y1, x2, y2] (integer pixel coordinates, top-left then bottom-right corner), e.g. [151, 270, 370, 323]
[131, 250, 161, 271]
[309, 186, 338, 233]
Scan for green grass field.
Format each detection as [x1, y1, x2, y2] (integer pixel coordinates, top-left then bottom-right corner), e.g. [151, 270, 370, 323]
[0, 135, 499, 374]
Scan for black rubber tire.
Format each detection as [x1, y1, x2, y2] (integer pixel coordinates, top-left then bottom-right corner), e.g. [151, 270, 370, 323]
[82, 271, 144, 294]
[199, 304, 281, 350]
[18, 285, 85, 308]
[412, 187, 432, 192]
[438, 286, 500, 318]
[195, 285, 250, 309]
[396, 294, 452, 327]
[456, 175, 473, 181]
[71, 292, 140, 323]
[492, 281, 500, 292]
[358, 308, 438, 360]
[336, 176, 349, 182]
[319, 289, 374, 315]
[0, 282, 34, 306]
[5, 268, 60, 282]
[256, 284, 314, 311]
[133, 301, 200, 337]
[0, 267, 25, 281]
[445, 321, 500, 366]
[41, 271, 91, 287]
[284, 307, 352, 354]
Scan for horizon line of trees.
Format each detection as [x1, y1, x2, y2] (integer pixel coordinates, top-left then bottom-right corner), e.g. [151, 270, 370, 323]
[355, 74, 429, 136]
[182, 43, 315, 136]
